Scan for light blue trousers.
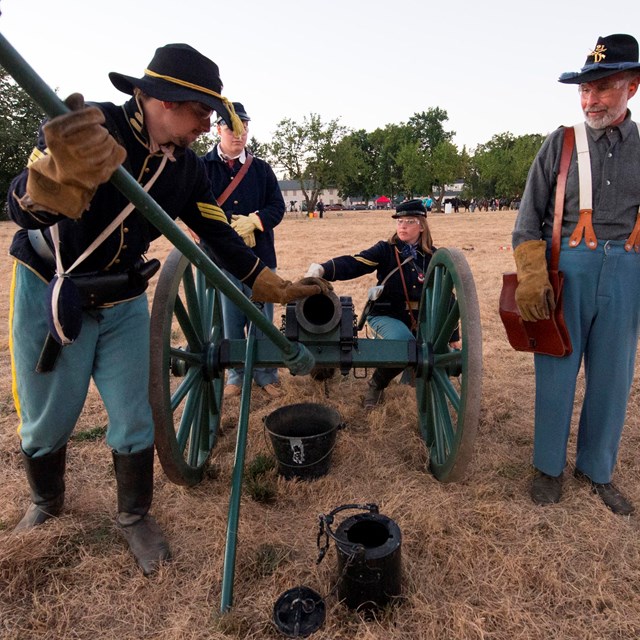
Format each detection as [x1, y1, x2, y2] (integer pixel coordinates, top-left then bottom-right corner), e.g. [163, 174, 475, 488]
[367, 314, 413, 341]
[221, 269, 278, 387]
[533, 239, 640, 482]
[367, 314, 414, 384]
[10, 263, 154, 457]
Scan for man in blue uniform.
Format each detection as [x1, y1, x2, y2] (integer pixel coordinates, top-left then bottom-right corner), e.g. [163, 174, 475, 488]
[203, 102, 285, 398]
[7, 43, 326, 575]
[512, 34, 640, 514]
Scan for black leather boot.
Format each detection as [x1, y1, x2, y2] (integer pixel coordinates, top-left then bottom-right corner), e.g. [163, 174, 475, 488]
[113, 447, 171, 576]
[363, 368, 402, 411]
[14, 445, 66, 532]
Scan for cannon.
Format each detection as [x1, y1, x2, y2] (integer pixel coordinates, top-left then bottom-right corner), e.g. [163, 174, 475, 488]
[150, 248, 482, 487]
[0, 33, 482, 612]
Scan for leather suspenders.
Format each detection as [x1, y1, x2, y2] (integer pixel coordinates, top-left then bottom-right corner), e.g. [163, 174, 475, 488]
[568, 121, 640, 252]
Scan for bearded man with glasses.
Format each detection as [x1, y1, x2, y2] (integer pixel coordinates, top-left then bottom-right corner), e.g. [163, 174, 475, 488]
[512, 34, 640, 514]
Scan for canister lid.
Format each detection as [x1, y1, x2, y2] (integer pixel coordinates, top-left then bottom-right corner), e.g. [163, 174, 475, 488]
[273, 586, 325, 637]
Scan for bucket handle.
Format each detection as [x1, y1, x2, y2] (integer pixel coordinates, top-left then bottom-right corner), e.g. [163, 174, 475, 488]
[316, 503, 379, 564]
[266, 435, 338, 470]
[262, 414, 347, 440]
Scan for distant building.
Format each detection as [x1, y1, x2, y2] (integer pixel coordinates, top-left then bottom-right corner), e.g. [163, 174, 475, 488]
[278, 180, 348, 211]
[444, 179, 465, 194]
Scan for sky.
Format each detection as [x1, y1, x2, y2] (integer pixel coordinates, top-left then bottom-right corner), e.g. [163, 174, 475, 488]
[1, 0, 640, 152]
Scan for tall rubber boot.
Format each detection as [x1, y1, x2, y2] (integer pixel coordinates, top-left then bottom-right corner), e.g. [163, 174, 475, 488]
[14, 445, 66, 532]
[363, 368, 402, 410]
[113, 447, 171, 576]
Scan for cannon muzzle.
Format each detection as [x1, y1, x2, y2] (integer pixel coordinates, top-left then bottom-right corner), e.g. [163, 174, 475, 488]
[294, 291, 343, 335]
[284, 291, 356, 377]
[285, 291, 355, 343]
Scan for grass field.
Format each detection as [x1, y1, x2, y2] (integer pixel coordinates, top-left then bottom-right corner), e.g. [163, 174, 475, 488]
[1, 211, 639, 640]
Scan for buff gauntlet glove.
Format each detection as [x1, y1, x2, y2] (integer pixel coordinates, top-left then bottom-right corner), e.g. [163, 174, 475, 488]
[24, 93, 127, 219]
[251, 268, 333, 304]
[514, 240, 555, 322]
[231, 213, 263, 248]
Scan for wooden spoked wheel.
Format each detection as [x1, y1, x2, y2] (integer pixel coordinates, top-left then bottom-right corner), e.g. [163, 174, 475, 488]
[149, 248, 225, 486]
[415, 248, 482, 482]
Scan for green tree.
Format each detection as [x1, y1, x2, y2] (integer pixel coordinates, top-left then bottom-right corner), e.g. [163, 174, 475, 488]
[429, 141, 464, 210]
[247, 135, 269, 159]
[191, 132, 216, 156]
[0, 69, 45, 219]
[396, 141, 427, 197]
[368, 123, 413, 201]
[268, 113, 347, 212]
[396, 109, 460, 207]
[407, 107, 454, 153]
[332, 129, 377, 202]
[470, 132, 545, 200]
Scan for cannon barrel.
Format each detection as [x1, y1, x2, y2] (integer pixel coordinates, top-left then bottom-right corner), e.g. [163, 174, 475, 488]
[284, 291, 356, 379]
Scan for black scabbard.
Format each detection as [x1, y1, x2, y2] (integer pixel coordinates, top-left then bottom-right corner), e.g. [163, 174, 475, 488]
[36, 333, 63, 373]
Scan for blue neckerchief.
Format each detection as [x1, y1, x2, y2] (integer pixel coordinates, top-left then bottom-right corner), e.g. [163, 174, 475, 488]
[399, 242, 418, 261]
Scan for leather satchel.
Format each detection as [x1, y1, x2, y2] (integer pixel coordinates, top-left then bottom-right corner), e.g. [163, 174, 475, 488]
[499, 126, 574, 358]
[499, 270, 571, 356]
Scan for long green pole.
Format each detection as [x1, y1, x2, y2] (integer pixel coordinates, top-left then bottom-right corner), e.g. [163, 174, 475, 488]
[220, 328, 257, 612]
[0, 31, 313, 373]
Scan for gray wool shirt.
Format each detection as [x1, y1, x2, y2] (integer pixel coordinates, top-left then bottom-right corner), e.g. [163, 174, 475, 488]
[512, 111, 640, 247]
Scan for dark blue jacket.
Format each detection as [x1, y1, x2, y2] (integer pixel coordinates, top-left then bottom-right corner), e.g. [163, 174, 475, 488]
[7, 98, 264, 291]
[321, 239, 433, 329]
[202, 146, 284, 268]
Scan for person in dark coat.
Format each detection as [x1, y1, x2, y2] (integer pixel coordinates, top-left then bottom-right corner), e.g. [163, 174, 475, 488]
[203, 102, 285, 398]
[306, 199, 460, 409]
[6, 43, 326, 575]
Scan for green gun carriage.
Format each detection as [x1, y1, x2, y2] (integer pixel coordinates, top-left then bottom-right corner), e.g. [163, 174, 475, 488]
[150, 245, 482, 489]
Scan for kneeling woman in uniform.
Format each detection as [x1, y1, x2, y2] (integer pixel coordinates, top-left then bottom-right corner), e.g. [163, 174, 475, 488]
[306, 199, 460, 410]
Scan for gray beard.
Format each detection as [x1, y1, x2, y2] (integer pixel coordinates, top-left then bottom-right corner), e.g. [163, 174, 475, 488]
[584, 106, 627, 130]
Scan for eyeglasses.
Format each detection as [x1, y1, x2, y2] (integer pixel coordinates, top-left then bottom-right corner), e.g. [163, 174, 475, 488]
[396, 219, 420, 226]
[188, 102, 215, 120]
[578, 79, 627, 98]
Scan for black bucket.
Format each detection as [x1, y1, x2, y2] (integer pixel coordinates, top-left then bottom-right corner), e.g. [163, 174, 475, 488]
[324, 505, 401, 611]
[264, 403, 342, 480]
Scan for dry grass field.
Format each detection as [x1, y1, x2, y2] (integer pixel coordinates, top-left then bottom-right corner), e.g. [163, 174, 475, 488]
[1, 211, 640, 640]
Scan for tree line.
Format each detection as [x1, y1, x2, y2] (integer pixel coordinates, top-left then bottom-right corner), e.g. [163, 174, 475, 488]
[0, 70, 546, 219]
[265, 110, 546, 214]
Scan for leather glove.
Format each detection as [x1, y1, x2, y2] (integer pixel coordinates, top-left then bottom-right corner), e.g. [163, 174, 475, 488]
[297, 277, 333, 293]
[305, 263, 325, 278]
[25, 93, 127, 219]
[514, 239, 555, 321]
[231, 213, 262, 248]
[236, 230, 256, 248]
[231, 212, 263, 236]
[251, 269, 333, 304]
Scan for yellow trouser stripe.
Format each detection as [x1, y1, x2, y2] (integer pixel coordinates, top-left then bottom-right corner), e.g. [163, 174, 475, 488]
[9, 261, 22, 435]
